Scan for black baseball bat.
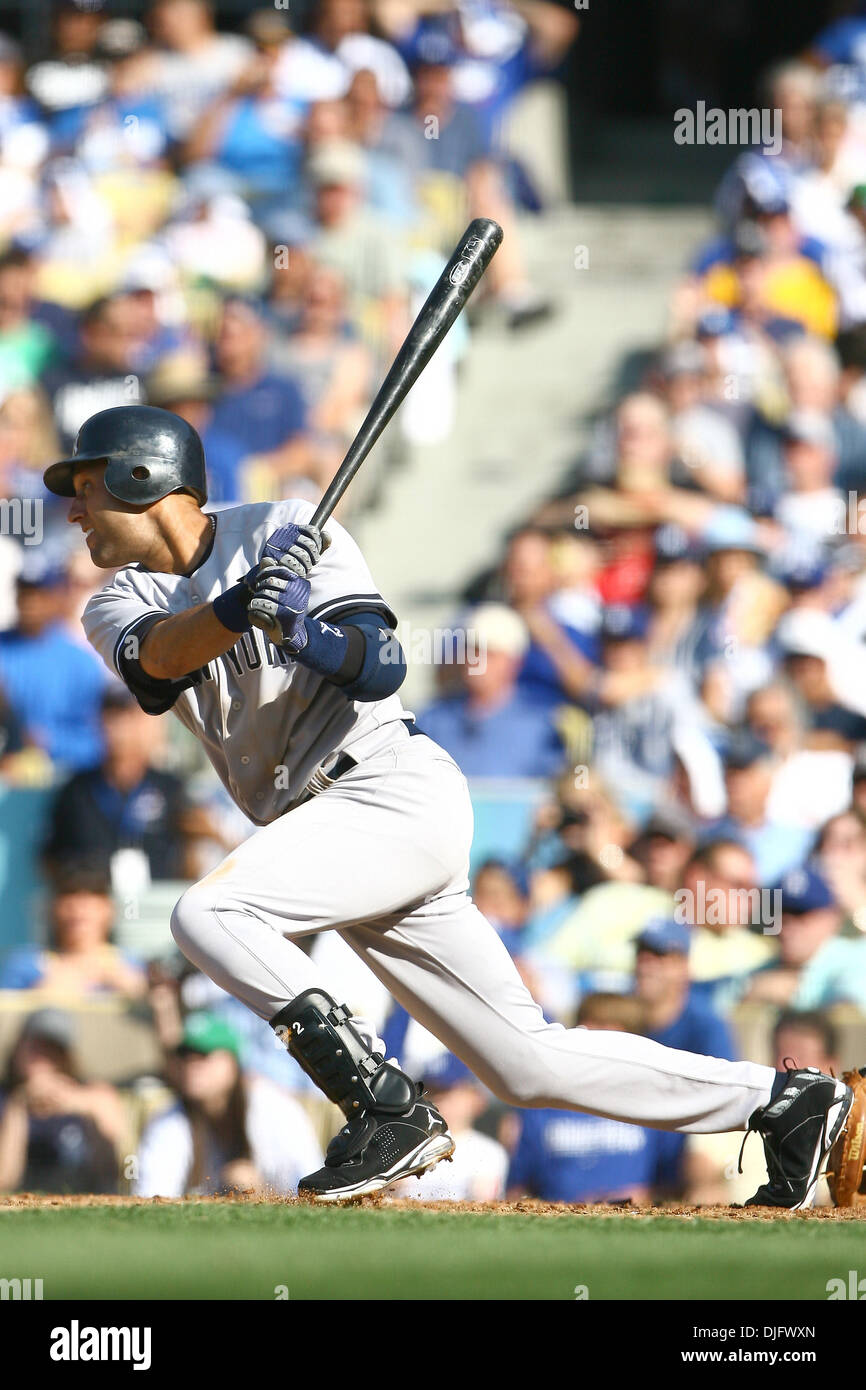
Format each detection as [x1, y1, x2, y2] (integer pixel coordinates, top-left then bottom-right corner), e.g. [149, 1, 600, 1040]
[249, 217, 503, 638]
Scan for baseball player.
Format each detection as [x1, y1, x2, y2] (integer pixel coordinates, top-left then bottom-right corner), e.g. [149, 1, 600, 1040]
[45, 404, 853, 1206]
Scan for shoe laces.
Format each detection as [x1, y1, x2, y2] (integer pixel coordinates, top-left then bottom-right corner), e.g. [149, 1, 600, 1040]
[736, 1057, 800, 1189]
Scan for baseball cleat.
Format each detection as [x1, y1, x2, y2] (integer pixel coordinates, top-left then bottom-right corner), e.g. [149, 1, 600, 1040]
[298, 1096, 455, 1204]
[743, 1067, 853, 1210]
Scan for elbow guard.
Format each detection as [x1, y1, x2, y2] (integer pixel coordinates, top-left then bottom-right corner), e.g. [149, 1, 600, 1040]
[295, 610, 406, 701]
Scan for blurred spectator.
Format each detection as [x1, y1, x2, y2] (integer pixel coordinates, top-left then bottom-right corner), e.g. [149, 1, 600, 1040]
[501, 526, 598, 708]
[778, 608, 866, 746]
[395, 1052, 508, 1201]
[816, 808, 866, 933]
[746, 863, 866, 1009]
[145, 352, 245, 504]
[147, 0, 254, 142]
[57, 19, 170, 177]
[634, 917, 736, 1060]
[270, 262, 373, 489]
[0, 564, 108, 772]
[746, 681, 853, 835]
[772, 1007, 840, 1074]
[685, 1005, 840, 1205]
[506, 993, 662, 1204]
[0, 865, 145, 999]
[41, 294, 142, 451]
[714, 728, 814, 883]
[160, 189, 266, 289]
[376, 0, 578, 152]
[775, 411, 843, 543]
[181, 10, 304, 208]
[473, 858, 530, 956]
[43, 686, 197, 884]
[590, 603, 707, 822]
[678, 839, 779, 1010]
[0, 1009, 124, 1195]
[278, 0, 411, 109]
[133, 1011, 323, 1197]
[632, 916, 737, 1195]
[645, 524, 707, 683]
[307, 137, 409, 353]
[0, 248, 60, 394]
[25, 2, 109, 117]
[656, 342, 746, 503]
[207, 295, 313, 500]
[418, 603, 566, 777]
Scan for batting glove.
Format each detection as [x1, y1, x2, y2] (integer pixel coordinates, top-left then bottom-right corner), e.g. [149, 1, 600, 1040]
[262, 523, 329, 580]
[248, 566, 311, 651]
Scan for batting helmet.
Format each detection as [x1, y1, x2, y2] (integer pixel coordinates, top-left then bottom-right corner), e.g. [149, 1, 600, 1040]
[43, 405, 208, 507]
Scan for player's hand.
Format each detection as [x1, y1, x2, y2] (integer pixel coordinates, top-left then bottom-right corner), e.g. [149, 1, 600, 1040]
[262, 523, 329, 579]
[248, 566, 311, 651]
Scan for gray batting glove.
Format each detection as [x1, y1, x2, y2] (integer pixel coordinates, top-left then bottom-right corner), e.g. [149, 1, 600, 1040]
[262, 523, 330, 579]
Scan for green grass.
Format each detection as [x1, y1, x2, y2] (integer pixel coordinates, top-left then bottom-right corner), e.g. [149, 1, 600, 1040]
[0, 1203, 862, 1300]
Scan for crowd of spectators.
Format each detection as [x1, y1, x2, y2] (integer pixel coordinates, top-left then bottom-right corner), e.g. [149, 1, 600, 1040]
[6, 3, 866, 1208]
[0, 0, 586, 1202]
[405, 31, 866, 1201]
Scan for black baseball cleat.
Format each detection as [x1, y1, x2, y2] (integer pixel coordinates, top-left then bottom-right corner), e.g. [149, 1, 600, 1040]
[743, 1067, 853, 1210]
[298, 1090, 455, 1204]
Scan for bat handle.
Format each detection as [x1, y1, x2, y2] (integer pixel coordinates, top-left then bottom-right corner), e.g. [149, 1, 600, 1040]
[247, 555, 283, 644]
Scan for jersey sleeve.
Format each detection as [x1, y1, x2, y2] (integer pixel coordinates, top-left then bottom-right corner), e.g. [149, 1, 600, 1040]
[82, 571, 194, 714]
[303, 512, 398, 629]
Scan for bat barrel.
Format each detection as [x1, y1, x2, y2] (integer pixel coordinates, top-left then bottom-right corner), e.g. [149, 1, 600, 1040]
[310, 218, 503, 528]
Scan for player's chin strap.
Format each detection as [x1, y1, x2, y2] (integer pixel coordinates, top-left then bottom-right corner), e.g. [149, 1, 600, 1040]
[271, 989, 417, 1117]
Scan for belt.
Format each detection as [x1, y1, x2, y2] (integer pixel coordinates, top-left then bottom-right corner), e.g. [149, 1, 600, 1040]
[303, 719, 421, 800]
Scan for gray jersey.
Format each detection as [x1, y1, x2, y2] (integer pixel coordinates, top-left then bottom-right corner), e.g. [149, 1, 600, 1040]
[83, 499, 408, 823]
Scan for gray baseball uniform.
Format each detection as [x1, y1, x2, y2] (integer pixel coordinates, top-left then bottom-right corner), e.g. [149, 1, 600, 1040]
[84, 498, 775, 1134]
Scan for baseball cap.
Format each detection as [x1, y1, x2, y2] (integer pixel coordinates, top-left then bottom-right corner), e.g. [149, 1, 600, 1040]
[601, 603, 650, 642]
[773, 550, 829, 592]
[469, 603, 529, 660]
[723, 729, 772, 770]
[411, 27, 461, 68]
[95, 18, 147, 61]
[733, 219, 770, 260]
[635, 917, 691, 956]
[654, 522, 703, 565]
[101, 684, 138, 713]
[307, 140, 365, 190]
[775, 608, 837, 660]
[702, 506, 764, 555]
[0, 35, 21, 66]
[20, 1007, 77, 1050]
[775, 865, 835, 914]
[147, 353, 216, 408]
[697, 307, 736, 339]
[16, 557, 67, 589]
[421, 1051, 475, 1091]
[660, 341, 706, 379]
[244, 9, 292, 46]
[783, 410, 836, 450]
[630, 811, 693, 850]
[177, 1012, 242, 1059]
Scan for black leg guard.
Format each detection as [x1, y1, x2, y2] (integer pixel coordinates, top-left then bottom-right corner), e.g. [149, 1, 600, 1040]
[271, 989, 416, 1118]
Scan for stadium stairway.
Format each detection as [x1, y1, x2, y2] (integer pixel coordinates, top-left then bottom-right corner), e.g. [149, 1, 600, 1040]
[352, 203, 714, 706]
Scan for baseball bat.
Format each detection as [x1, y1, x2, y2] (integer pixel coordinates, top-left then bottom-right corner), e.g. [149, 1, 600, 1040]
[249, 217, 503, 639]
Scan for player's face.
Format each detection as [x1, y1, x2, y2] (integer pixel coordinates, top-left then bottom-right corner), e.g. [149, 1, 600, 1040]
[67, 463, 154, 569]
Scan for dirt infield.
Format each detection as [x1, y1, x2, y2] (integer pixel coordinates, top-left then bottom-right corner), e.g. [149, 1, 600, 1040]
[2, 1191, 865, 1220]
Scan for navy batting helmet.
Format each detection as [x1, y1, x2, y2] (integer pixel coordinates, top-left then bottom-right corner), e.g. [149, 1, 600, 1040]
[43, 405, 208, 507]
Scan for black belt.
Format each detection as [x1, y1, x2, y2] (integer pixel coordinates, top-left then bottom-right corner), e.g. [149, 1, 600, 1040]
[319, 719, 422, 786]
